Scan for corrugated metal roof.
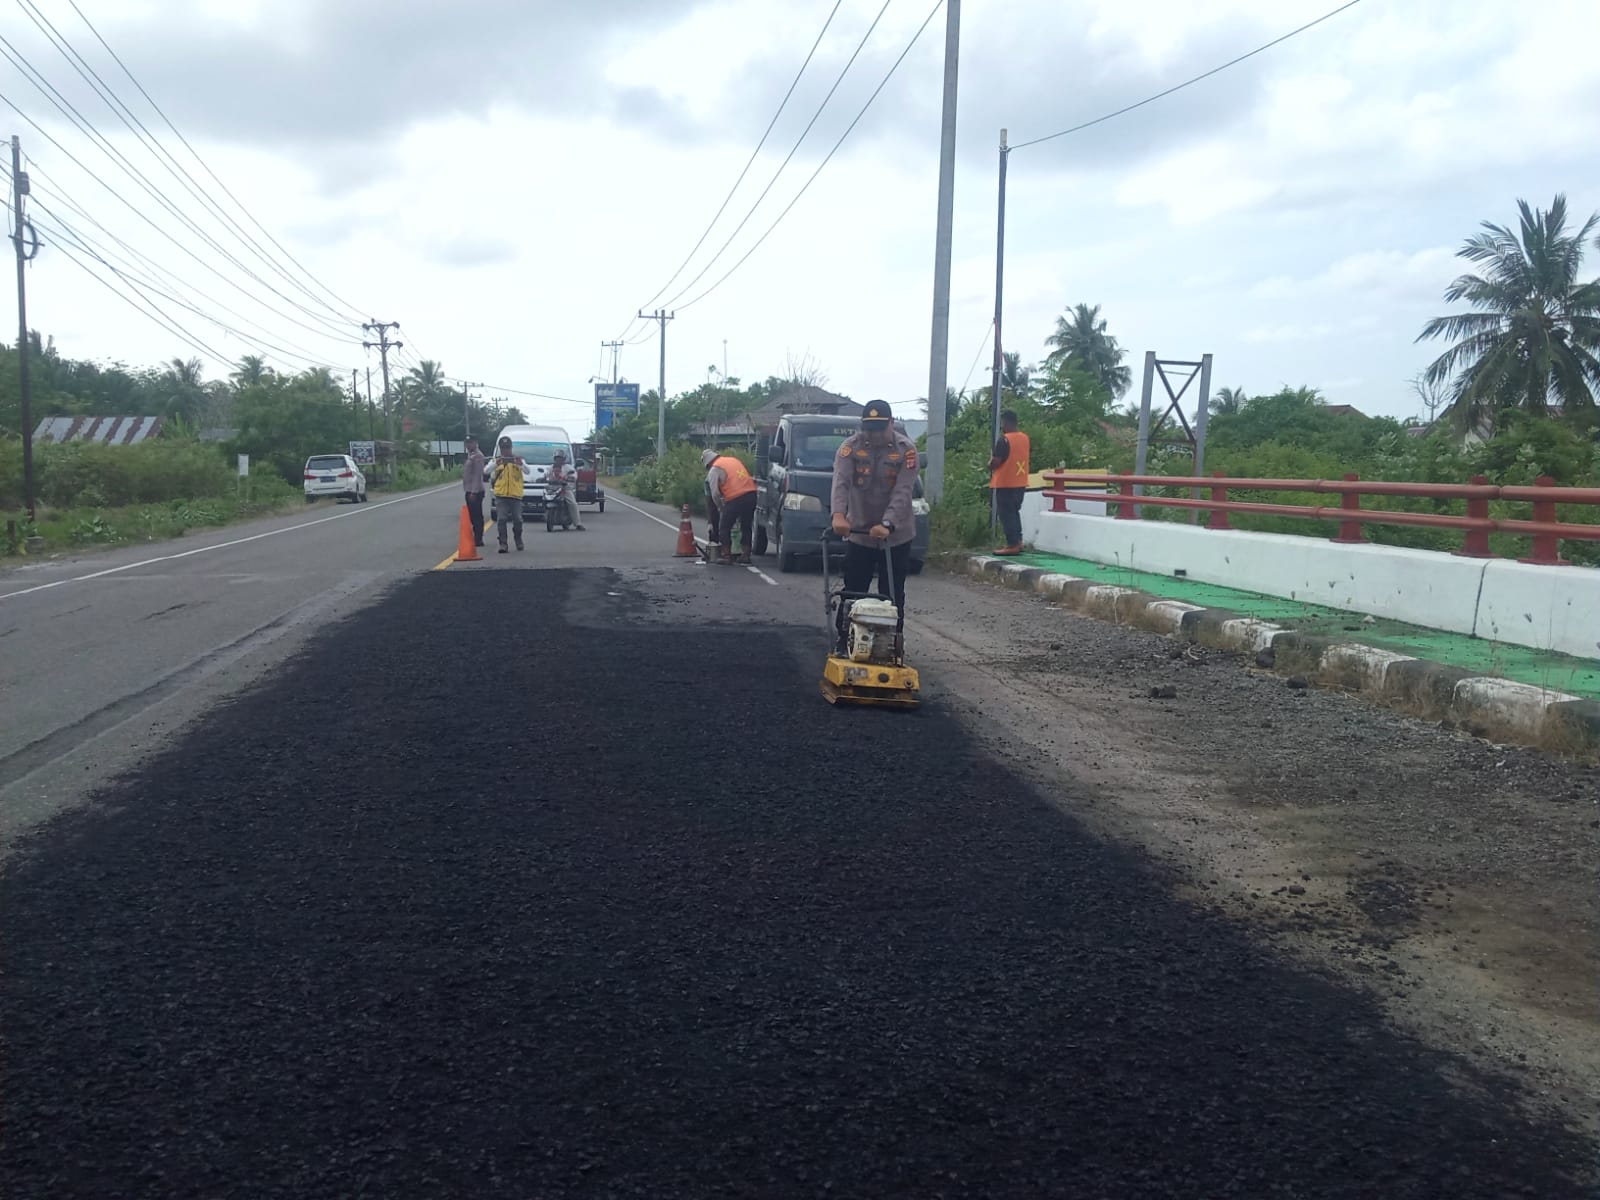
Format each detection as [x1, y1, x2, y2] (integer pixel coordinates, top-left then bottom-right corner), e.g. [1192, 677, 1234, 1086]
[32, 416, 165, 445]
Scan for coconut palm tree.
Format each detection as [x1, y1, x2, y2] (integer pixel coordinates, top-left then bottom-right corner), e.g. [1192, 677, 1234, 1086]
[1044, 303, 1132, 398]
[1418, 194, 1600, 433]
[1001, 351, 1032, 395]
[231, 355, 271, 388]
[160, 356, 206, 421]
[1210, 386, 1248, 416]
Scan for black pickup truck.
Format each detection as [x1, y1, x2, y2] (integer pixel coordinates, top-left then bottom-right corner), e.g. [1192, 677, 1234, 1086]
[752, 412, 929, 573]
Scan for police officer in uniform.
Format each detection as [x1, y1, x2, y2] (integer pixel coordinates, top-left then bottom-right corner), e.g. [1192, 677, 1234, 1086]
[829, 399, 918, 613]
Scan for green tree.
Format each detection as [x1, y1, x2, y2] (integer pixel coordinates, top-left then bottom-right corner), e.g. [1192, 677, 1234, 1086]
[229, 369, 358, 483]
[1418, 194, 1600, 434]
[1001, 351, 1032, 395]
[231, 355, 271, 388]
[1044, 303, 1132, 398]
[159, 356, 207, 422]
[1211, 386, 1248, 416]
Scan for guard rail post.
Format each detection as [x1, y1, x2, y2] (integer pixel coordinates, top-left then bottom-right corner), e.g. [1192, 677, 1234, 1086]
[1332, 473, 1365, 544]
[1520, 476, 1568, 566]
[1207, 471, 1231, 531]
[1456, 474, 1492, 558]
[1114, 472, 1137, 521]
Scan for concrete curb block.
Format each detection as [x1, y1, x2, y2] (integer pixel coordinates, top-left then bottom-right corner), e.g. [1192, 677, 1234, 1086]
[961, 555, 1597, 756]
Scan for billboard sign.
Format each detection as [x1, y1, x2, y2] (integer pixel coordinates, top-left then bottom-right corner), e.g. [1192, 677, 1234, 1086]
[349, 440, 377, 465]
[594, 382, 641, 430]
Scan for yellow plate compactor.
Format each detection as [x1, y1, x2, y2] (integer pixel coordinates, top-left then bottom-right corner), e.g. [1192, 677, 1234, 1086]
[819, 531, 920, 708]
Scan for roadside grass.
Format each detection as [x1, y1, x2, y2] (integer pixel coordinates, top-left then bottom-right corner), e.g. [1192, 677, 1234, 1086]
[4, 465, 456, 562]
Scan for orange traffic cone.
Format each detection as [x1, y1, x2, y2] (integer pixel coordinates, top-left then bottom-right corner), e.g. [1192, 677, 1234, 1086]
[456, 505, 482, 562]
[673, 504, 699, 557]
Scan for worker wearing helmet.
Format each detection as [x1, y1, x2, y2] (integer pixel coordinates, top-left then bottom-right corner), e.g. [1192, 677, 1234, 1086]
[703, 447, 758, 564]
[829, 400, 917, 611]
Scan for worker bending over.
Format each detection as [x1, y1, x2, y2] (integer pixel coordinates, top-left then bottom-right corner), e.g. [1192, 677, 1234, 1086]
[829, 400, 917, 611]
[702, 448, 758, 565]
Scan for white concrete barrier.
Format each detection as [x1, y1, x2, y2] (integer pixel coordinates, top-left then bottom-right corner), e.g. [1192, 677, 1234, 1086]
[1026, 508, 1599, 661]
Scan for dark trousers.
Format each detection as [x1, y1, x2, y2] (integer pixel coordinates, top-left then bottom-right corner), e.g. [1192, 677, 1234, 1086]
[842, 539, 909, 612]
[994, 486, 1025, 547]
[465, 492, 485, 544]
[717, 492, 757, 555]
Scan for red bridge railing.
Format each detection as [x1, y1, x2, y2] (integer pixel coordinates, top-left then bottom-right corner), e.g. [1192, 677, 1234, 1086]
[1041, 471, 1600, 566]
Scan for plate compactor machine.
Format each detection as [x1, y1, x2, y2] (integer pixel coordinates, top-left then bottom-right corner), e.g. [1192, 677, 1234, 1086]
[819, 531, 920, 709]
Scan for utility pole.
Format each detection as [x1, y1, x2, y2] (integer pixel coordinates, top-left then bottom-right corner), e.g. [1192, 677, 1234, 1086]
[638, 309, 674, 458]
[600, 339, 624, 385]
[459, 380, 482, 439]
[924, 0, 960, 504]
[989, 129, 1010, 533]
[350, 369, 360, 439]
[11, 136, 38, 521]
[365, 367, 375, 440]
[361, 320, 402, 463]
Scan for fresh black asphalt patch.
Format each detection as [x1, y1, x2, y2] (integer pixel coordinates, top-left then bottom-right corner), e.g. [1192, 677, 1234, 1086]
[2, 569, 1591, 1198]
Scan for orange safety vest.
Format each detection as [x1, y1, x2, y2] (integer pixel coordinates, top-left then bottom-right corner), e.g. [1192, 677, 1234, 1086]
[990, 431, 1030, 489]
[713, 456, 757, 502]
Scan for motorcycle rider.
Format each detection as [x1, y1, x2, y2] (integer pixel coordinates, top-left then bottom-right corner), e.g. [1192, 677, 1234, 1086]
[547, 451, 585, 531]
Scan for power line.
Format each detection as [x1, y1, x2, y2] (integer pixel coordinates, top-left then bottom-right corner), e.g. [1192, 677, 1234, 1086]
[13, 0, 358, 327]
[656, 0, 895, 314]
[615, 0, 845, 342]
[39, 226, 233, 364]
[676, 0, 945, 313]
[60, 0, 369, 325]
[0, 88, 365, 352]
[28, 206, 336, 369]
[7, 160, 368, 355]
[0, 40, 359, 340]
[444, 377, 591, 407]
[959, 319, 995, 394]
[1010, 0, 1366, 151]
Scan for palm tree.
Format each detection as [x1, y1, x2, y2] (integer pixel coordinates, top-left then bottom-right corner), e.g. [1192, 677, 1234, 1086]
[1001, 351, 1032, 395]
[160, 356, 206, 421]
[1210, 386, 1248, 416]
[231, 355, 271, 388]
[1044, 303, 1132, 398]
[1418, 194, 1600, 433]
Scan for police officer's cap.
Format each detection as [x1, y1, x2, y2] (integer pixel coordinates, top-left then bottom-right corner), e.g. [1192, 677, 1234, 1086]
[861, 399, 893, 428]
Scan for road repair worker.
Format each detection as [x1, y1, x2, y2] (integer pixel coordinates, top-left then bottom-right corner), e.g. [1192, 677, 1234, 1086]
[829, 399, 917, 610]
[548, 451, 586, 532]
[491, 435, 525, 553]
[462, 436, 486, 547]
[703, 448, 758, 565]
[989, 409, 1030, 556]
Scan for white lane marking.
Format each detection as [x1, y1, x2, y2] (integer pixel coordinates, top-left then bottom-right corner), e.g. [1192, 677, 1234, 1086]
[606, 493, 714, 556]
[0, 485, 457, 603]
[746, 565, 779, 586]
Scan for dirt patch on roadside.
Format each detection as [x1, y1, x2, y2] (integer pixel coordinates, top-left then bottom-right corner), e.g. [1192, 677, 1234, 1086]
[911, 577, 1600, 1141]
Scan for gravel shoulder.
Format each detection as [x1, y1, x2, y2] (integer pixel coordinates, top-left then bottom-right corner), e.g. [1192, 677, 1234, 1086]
[916, 568, 1600, 1139]
[2, 567, 1593, 1197]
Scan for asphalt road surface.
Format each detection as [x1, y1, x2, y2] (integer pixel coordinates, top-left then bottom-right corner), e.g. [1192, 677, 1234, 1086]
[1, 487, 1594, 1197]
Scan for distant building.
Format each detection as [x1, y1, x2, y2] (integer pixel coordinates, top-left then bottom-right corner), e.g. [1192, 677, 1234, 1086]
[1323, 404, 1368, 419]
[32, 416, 164, 445]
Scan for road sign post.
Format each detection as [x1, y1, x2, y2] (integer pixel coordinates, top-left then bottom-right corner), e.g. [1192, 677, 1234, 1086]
[594, 382, 641, 431]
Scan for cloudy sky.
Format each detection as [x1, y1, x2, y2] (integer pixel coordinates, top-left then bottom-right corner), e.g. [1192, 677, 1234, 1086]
[7, 0, 1600, 430]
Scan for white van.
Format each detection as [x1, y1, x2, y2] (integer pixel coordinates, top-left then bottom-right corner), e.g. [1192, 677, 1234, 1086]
[486, 424, 574, 519]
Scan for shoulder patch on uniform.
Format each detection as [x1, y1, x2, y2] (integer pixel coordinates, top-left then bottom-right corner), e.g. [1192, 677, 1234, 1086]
[838, 444, 850, 457]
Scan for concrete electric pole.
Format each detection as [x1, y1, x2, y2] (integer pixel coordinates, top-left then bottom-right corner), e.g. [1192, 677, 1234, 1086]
[638, 309, 675, 459]
[923, 0, 960, 504]
[361, 320, 402, 457]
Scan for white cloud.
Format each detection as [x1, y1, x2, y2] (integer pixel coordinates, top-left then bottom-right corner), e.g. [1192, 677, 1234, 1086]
[13, 0, 1600, 433]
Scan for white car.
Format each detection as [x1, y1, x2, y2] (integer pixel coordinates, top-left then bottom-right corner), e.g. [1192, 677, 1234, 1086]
[303, 454, 368, 503]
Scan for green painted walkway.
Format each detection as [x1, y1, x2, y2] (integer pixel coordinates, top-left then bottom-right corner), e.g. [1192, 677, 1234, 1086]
[1013, 550, 1600, 702]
